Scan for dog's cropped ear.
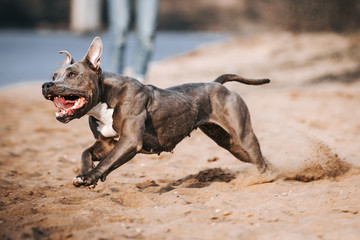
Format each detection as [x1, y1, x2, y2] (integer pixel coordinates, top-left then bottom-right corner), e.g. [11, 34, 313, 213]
[84, 36, 103, 70]
[59, 51, 74, 65]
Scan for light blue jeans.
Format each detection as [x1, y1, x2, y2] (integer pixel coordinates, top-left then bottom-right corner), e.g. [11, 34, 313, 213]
[108, 0, 160, 79]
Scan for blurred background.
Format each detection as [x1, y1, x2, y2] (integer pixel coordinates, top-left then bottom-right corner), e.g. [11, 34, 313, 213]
[0, 0, 359, 87]
[1, 0, 360, 32]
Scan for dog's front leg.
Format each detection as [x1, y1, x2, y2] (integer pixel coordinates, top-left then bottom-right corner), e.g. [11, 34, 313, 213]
[74, 136, 142, 187]
[80, 138, 117, 174]
[79, 149, 94, 175]
[73, 111, 146, 187]
[73, 139, 116, 187]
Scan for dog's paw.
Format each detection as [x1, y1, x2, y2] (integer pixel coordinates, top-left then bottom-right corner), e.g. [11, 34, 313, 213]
[72, 171, 100, 188]
[72, 176, 84, 187]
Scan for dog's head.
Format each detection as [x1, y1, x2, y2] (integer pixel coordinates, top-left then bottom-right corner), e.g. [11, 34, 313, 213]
[42, 37, 103, 123]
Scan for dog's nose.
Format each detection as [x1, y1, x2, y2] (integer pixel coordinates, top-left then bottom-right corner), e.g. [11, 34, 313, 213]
[42, 82, 55, 91]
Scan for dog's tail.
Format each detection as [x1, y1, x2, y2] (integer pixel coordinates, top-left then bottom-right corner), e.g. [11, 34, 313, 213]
[214, 74, 270, 85]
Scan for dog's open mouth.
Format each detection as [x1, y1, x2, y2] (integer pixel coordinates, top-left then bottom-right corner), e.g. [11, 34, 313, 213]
[53, 95, 87, 117]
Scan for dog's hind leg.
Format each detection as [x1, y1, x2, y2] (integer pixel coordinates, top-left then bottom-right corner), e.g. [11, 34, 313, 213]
[229, 129, 268, 173]
[200, 122, 268, 173]
[201, 88, 268, 173]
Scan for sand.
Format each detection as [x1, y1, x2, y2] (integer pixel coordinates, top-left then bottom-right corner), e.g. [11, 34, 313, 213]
[1, 32, 360, 240]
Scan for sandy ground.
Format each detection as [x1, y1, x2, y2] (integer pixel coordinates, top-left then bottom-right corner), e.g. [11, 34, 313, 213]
[1, 32, 360, 240]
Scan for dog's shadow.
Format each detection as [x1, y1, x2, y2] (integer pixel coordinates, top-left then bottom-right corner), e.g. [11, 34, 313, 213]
[136, 168, 236, 194]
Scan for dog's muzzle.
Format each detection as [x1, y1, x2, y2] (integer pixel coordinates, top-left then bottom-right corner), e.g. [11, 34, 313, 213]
[42, 82, 55, 93]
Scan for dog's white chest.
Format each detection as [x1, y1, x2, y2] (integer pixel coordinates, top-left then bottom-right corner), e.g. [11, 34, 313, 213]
[87, 103, 118, 138]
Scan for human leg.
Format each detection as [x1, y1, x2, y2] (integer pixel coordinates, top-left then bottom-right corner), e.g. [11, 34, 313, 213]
[134, 0, 160, 79]
[108, 0, 131, 74]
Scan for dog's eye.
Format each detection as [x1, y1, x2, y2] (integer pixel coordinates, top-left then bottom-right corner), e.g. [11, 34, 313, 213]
[68, 72, 76, 78]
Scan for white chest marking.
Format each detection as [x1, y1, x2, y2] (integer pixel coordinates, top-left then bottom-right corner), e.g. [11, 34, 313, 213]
[87, 103, 118, 138]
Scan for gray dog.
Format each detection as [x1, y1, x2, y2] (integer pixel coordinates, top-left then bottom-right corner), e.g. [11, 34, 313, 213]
[42, 37, 270, 188]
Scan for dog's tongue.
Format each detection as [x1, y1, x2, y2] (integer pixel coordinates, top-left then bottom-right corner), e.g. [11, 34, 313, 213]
[54, 97, 75, 110]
